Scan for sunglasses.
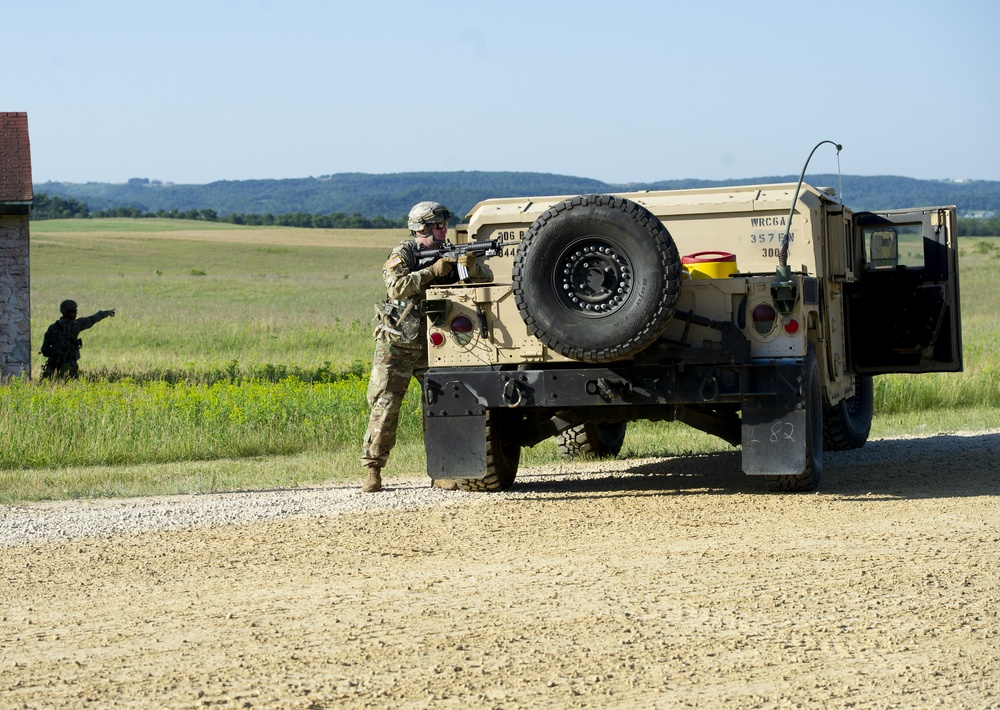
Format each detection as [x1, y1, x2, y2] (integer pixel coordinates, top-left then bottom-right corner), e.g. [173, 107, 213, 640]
[431, 222, 448, 230]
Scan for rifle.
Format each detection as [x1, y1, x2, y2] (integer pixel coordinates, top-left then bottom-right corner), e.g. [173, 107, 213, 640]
[416, 238, 504, 280]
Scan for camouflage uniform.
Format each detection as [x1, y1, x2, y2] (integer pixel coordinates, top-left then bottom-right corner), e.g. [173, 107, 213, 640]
[40, 308, 115, 380]
[361, 239, 491, 471]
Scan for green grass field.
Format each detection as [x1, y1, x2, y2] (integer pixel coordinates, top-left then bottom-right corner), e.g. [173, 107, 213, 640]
[29, 219, 401, 376]
[2, 219, 997, 503]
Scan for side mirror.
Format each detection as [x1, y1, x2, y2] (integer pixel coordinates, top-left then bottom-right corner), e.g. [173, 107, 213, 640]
[870, 228, 898, 268]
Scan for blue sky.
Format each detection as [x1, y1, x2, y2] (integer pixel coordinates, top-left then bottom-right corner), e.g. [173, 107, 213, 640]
[7, 0, 998, 185]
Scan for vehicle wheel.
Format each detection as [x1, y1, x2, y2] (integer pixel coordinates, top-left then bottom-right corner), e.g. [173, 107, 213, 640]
[512, 194, 681, 363]
[457, 410, 521, 492]
[766, 349, 823, 492]
[823, 375, 873, 451]
[555, 421, 627, 459]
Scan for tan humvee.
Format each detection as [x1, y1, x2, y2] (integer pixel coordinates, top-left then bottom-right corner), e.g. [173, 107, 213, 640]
[421, 181, 962, 492]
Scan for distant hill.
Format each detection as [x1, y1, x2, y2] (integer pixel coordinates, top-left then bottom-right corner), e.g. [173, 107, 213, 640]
[34, 172, 1000, 220]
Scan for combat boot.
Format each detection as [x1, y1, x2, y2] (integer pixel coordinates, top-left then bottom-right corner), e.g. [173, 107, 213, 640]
[362, 467, 383, 493]
[431, 478, 458, 490]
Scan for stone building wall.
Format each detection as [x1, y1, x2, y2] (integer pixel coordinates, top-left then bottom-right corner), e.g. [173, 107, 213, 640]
[1, 111, 33, 380]
[0, 213, 31, 378]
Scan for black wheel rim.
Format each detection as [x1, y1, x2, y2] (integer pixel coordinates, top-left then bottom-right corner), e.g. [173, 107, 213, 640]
[845, 376, 864, 418]
[552, 238, 633, 317]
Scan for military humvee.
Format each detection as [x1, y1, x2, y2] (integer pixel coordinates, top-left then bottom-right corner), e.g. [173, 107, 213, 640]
[421, 179, 961, 492]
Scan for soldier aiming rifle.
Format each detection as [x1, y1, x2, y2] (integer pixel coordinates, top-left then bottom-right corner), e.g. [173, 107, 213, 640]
[359, 201, 496, 493]
[416, 238, 504, 281]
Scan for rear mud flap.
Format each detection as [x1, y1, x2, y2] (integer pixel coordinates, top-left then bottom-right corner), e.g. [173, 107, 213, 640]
[741, 405, 807, 475]
[741, 357, 809, 476]
[424, 414, 487, 480]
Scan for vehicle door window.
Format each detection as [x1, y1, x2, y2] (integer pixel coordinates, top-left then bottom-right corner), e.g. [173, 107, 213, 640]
[862, 224, 926, 270]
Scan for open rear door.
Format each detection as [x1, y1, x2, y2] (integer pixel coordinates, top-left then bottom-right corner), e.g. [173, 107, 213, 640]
[846, 206, 962, 374]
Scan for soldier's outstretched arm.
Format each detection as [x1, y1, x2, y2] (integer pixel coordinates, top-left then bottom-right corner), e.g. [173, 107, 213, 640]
[74, 309, 116, 331]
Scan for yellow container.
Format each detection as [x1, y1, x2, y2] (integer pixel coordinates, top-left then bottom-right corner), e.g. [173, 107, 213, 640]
[681, 251, 737, 279]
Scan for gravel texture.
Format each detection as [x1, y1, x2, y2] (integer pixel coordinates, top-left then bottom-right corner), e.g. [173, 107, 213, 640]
[1, 479, 471, 548]
[3, 429, 999, 708]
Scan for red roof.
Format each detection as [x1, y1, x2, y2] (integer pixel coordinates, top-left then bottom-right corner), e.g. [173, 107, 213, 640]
[0, 112, 33, 203]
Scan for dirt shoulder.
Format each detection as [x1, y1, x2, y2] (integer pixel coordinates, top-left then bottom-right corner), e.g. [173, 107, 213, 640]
[3, 430, 999, 708]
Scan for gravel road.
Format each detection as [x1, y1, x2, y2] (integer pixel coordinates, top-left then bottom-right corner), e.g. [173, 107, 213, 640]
[3, 429, 999, 708]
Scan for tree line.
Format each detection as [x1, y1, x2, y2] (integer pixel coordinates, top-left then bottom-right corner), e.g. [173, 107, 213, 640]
[34, 172, 1000, 226]
[33, 172, 610, 223]
[959, 217, 1000, 236]
[31, 191, 999, 237]
[30, 193, 408, 229]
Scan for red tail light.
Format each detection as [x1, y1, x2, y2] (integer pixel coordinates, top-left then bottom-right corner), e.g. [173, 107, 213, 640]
[751, 304, 777, 334]
[429, 331, 446, 347]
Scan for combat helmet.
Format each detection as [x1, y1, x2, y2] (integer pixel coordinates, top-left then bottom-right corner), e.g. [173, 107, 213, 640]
[59, 299, 78, 316]
[407, 201, 451, 233]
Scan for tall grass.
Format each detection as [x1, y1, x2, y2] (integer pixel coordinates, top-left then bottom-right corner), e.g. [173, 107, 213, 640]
[2, 221, 997, 503]
[0, 375, 379, 468]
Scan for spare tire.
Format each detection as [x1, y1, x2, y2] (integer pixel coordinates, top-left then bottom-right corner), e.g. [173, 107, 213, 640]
[512, 194, 681, 363]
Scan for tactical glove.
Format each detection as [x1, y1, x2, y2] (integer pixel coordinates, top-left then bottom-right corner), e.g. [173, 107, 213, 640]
[457, 252, 477, 271]
[428, 257, 456, 278]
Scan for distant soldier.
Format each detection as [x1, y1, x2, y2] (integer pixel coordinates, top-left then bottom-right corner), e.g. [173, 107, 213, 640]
[360, 201, 492, 493]
[40, 300, 116, 380]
